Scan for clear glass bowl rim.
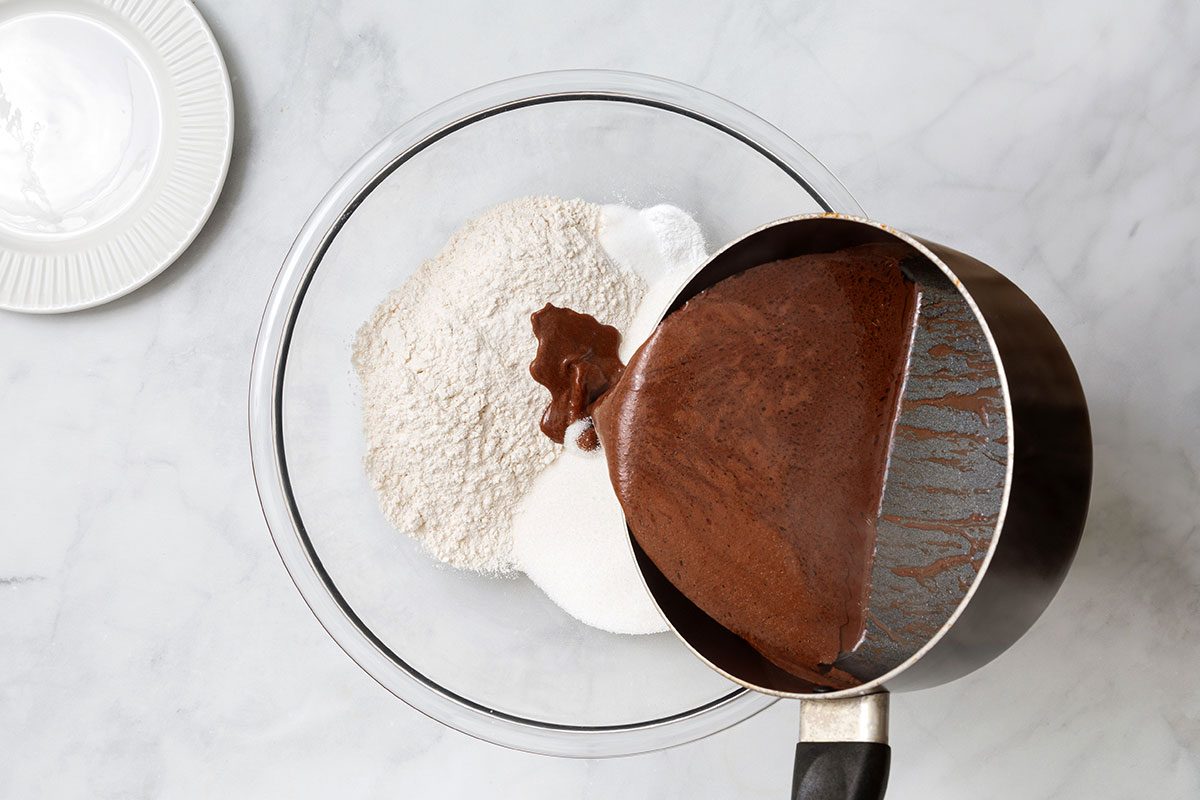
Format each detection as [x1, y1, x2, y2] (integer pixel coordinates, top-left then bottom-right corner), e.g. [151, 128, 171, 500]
[248, 69, 865, 758]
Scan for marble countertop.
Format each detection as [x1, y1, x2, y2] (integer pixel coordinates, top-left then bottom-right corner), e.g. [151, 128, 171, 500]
[3, 0, 1198, 797]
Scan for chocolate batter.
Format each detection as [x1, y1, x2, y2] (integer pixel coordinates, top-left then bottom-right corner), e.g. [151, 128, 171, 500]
[529, 304, 625, 450]
[530, 244, 920, 686]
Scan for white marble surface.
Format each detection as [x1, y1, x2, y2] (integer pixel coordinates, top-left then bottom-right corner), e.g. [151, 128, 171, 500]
[3, 0, 1198, 796]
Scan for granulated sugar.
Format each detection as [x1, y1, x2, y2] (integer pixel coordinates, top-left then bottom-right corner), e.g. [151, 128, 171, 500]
[510, 444, 666, 634]
[511, 205, 707, 634]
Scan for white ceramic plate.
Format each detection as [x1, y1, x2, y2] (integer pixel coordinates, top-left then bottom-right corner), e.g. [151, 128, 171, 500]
[0, 0, 233, 313]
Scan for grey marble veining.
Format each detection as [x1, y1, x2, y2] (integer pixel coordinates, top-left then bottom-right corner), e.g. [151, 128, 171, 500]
[2, 0, 1199, 797]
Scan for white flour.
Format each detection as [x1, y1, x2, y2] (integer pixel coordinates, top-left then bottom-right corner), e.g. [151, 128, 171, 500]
[352, 197, 644, 574]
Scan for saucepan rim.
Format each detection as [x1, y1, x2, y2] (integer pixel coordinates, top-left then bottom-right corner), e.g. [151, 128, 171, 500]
[630, 212, 1017, 700]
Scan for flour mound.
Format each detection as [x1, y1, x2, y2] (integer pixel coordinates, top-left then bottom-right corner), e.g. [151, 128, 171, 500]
[352, 197, 644, 574]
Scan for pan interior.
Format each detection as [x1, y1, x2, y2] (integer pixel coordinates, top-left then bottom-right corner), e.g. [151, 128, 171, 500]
[636, 218, 1009, 694]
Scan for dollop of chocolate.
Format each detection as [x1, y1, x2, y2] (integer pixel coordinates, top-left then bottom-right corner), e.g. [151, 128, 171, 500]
[591, 244, 919, 686]
[529, 304, 625, 450]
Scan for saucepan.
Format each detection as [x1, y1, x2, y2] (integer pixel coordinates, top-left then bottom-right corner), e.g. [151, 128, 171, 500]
[628, 214, 1092, 800]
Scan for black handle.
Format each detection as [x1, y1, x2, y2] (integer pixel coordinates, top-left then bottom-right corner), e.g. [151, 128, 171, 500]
[791, 742, 890, 800]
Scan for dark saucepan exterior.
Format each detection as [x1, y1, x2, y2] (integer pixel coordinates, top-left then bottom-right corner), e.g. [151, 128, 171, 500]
[631, 215, 1091, 697]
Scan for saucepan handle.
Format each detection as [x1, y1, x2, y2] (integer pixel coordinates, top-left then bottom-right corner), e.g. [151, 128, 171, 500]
[791, 693, 890, 800]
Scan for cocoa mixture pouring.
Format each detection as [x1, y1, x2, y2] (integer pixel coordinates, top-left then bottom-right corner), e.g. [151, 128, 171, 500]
[532, 242, 927, 688]
[530, 304, 626, 451]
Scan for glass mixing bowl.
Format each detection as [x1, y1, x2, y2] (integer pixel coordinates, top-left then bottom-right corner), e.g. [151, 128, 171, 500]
[249, 70, 864, 757]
